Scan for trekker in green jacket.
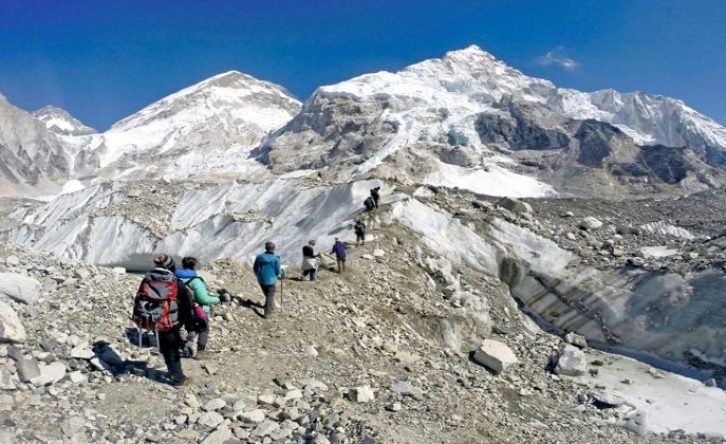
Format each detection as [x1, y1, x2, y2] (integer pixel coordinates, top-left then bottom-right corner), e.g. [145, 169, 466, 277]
[176, 256, 221, 359]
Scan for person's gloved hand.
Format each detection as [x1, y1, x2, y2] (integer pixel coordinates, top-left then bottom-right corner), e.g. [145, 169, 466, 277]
[217, 289, 232, 303]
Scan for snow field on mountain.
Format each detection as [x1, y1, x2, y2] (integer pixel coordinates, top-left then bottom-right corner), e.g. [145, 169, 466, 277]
[423, 162, 556, 198]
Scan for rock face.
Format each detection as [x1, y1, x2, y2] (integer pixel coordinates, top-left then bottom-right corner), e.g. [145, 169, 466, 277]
[0, 299, 25, 343]
[259, 46, 726, 197]
[472, 339, 518, 373]
[0, 94, 95, 197]
[0, 272, 41, 304]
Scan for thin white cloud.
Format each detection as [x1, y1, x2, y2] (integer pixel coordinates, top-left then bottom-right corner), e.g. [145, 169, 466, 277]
[537, 47, 579, 71]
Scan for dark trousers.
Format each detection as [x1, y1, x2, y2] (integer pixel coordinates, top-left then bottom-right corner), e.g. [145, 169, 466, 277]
[336, 258, 346, 273]
[302, 269, 316, 281]
[197, 320, 210, 350]
[261, 283, 276, 318]
[158, 328, 184, 383]
[356, 232, 365, 244]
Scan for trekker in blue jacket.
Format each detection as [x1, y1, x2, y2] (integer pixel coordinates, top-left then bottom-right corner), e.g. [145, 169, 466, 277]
[253, 241, 282, 319]
[331, 237, 348, 273]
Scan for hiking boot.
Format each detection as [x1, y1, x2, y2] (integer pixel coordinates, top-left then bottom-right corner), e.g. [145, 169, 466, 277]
[195, 350, 209, 361]
[170, 375, 191, 387]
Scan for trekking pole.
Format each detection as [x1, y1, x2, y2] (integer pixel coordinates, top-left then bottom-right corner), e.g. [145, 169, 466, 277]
[280, 277, 284, 311]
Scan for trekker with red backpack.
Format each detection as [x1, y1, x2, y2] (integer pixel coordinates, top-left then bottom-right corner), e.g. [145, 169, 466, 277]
[132, 254, 195, 386]
[176, 256, 230, 360]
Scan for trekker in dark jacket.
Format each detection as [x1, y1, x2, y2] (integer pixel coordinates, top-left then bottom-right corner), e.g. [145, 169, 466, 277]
[354, 220, 366, 245]
[140, 254, 194, 386]
[331, 238, 348, 273]
[364, 197, 375, 212]
[176, 256, 228, 360]
[253, 242, 282, 318]
[301, 240, 321, 281]
[370, 186, 381, 208]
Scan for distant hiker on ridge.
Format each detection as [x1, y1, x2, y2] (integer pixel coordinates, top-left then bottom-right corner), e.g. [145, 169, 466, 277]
[253, 242, 283, 319]
[331, 237, 348, 273]
[132, 254, 196, 386]
[176, 256, 229, 359]
[301, 240, 321, 281]
[370, 186, 381, 208]
[354, 220, 366, 245]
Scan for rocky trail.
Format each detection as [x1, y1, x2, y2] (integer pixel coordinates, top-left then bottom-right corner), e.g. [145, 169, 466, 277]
[0, 204, 724, 444]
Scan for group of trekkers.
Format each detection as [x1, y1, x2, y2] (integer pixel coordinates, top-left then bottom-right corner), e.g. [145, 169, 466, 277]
[132, 186, 381, 386]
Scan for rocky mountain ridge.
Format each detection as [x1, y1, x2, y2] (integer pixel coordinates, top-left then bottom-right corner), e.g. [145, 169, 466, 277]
[2, 46, 726, 199]
[260, 46, 726, 197]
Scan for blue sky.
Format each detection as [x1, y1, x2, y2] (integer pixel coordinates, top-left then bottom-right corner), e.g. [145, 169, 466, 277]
[0, 0, 724, 130]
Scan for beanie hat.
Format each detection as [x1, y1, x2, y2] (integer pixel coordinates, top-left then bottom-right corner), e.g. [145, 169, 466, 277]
[154, 254, 175, 270]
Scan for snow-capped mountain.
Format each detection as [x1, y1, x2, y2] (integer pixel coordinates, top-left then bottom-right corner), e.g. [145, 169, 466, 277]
[2, 45, 726, 198]
[0, 94, 86, 197]
[260, 45, 726, 197]
[32, 106, 96, 136]
[93, 71, 302, 180]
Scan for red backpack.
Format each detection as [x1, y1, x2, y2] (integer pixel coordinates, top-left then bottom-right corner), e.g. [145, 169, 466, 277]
[132, 269, 180, 331]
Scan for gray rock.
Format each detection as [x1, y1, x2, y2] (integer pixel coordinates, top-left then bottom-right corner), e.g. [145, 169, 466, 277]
[203, 398, 227, 411]
[15, 358, 40, 383]
[201, 425, 232, 444]
[472, 339, 518, 374]
[0, 301, 26, 343]
[31, 361, 67, 385]
[0, 368, 16, 390]
[70, 345, 94, 360]
[0, 273, 41, 305]
[349, 385, 375, 403]
[197, 411, 224, 428]
[589, 389, 626, 407]
[238, 409, 266, 424]
[555, 345, 587, 377]
[497, 197, 533, 215]
[579, 217, 603, 230]
[564, 332, 588, 349]
[389, 381, 424, 398]
[252, 419, 279, 437]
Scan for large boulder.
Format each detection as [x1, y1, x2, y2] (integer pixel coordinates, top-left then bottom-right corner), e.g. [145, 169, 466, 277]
[472, 339, 518, 373]
[496, 197, 533, 215]
[31, 361, 67, 385]
[579, 217, 603, 231]
[555, 345, 587, 376]
[0, 273, 41, 305]
[0, 300, 26, 343]
[349, 385, 375, 403]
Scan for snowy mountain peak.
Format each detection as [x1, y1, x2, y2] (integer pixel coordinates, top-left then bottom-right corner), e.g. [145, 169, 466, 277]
[111, 71, 300, 132]
[319, 44, 553, 104]
[96, 71, 302, 176]
[32, 105, 97, 136]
